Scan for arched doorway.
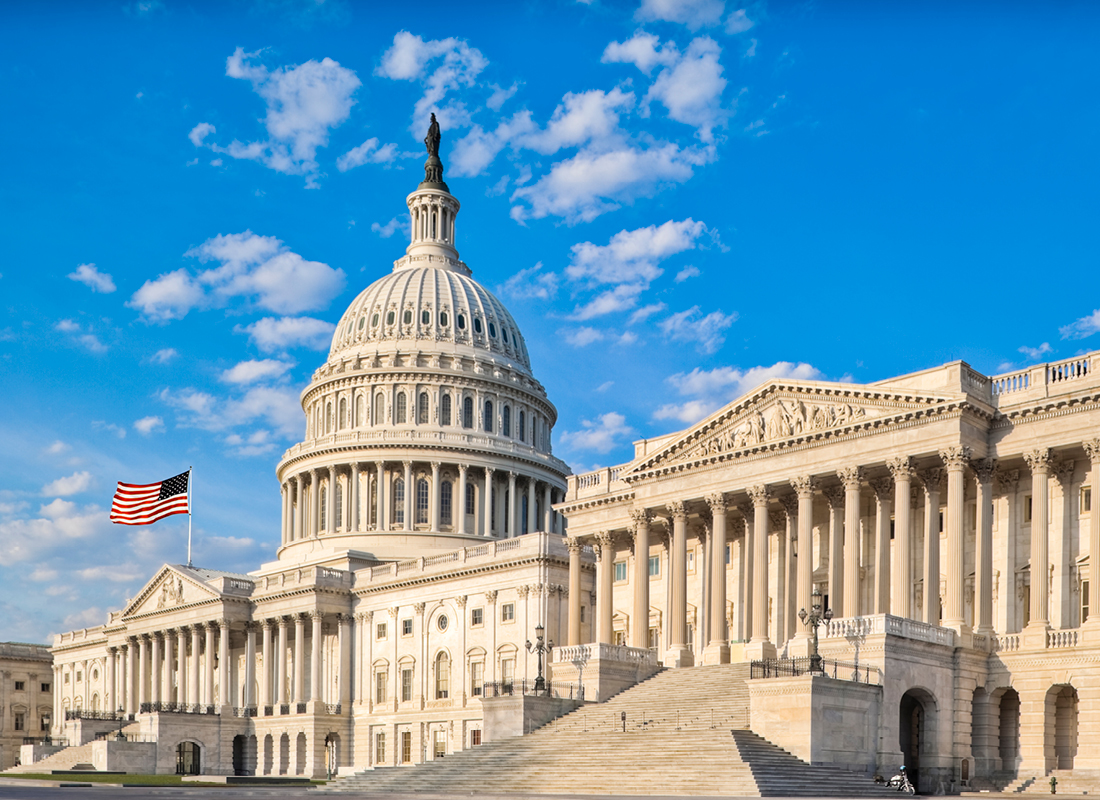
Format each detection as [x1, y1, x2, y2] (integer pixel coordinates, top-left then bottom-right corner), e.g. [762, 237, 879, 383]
[295, 732, 307, 776]
[998, 688, 1020, 774]
[900, 689, 936, 793]
[175, 741, 200, 775]
[232, 735, 246, 776]
[1047, 685, 1078, 771]
[325, 733, 340, 777]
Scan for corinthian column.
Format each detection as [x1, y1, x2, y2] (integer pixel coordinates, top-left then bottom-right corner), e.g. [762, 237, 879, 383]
[666, 501, 693, 667]
[566, 536, 582, 646]
[887, 457, 915, 618]
[294, 613, 306, 703]
[940, 446, 972, 633]
[310, 612, 323, 703]
[483, 467, 494, 536]
[1023, 449, 1053, 637]
[403, 461, 414, 530]
[871, 478, 893, 615]
[703, 494, 729, 664]
[920, 468, 943, 624]
[351, 462, 361, 532]
[838, 467, 863, 618]
[630, 508, 652, 650]
[310, 469, 320, 537]
[746, 486, 775, 660]
[595, 532, 614, 644]
[1086, 441, 1100, 629]
[457, 465, 468, 535]
[973, 458, 997, 636]
[376, 461, 387, 532]
[189, 625, 202, 708]
[789, 477, 815, 656]
[822, 486, 844, 617]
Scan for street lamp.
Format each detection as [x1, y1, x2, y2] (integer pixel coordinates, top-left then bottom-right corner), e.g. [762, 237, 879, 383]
[797, 588, 833, 674]
[525, 623, 553, 694]
[115, 706, 126, 741]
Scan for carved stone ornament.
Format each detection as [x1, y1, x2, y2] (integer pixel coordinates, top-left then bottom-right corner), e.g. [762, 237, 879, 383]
[1023, 448, 1053, 474]
[971, 458, 997, 484]
[1084, 439, 1100, 465]
[565, 536, 582, 554]
[822, 486, 844, 509]
[1053, 460, 1075, 487]
[667, 500, 687, 520]
[779, 493, 798, 516]
[748, 485, 770, 506]
[939, 445, 973, 470]
[870, 477, 893, 503]
[484, 590, 498, 603]
[886, 456, 916, 480]
[790, 475, 814, 497]
[995, 468, 1020, 495]
[629, 507, 652, 527]
[837, 466, 863, 489]
[705, 492, 727, 513]
[156, 576, 186, 610]
[919, 468, 944, 493]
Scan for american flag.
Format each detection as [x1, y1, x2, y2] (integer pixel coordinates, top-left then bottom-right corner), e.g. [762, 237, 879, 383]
[110, 471, 190, 525]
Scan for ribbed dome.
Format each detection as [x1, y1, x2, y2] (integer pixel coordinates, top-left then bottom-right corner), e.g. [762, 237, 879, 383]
[328, 265, 532, 372]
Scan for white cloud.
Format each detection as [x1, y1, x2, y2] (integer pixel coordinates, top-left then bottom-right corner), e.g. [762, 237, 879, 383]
[45, 440, 69, 455]
[224, 429, 277, 457]
[336, 137, 416, 171]
[371, 217, 406, 238]
[636, 0, 725, 30]
[559, 411, 635, 454]
[510, 142, 713, 223]
[602, 31, 680, 75]
[160, 384, 302, 439]
[725, 8, 755, 33]
[129, 232, 344, 322]
[221, 358, 294, 384]
[41, 471, 94, 497]
[62, 607, 106, 630]
[56, 319, 80, 333]
[744, 37, 758, 57]
[529, 88, 636, 154]
[629, 302, 667, 324]
[68, 263, 117, 293]
[498, 262, 559, 301]
[644, 36, 727, 141]
[150, 348, 178, 364]
[564, 327, 606, 347]
[133, 416, 165, 435]
[596, 381, 614, 392]
[571, 284, 645, 320]
[92, 421, 127, 439]
[191, 48, 361, 184]
[568, 219, 710, 286]
[77, 334, 108, 353]
[1060, 309, 1100, 340]
[653, 362, 827, 424]
[675, 265, 700, 282]
[449, 112, 536, 178]
[1018, 342, 1052, 362]
[376, 31, 489, 135]
[617, 331, 638, 345]
[239, 316, 335, 352]
[487, 82, 519, 111]
[659, 306, 737, 353]
[0, 499, 107, 566]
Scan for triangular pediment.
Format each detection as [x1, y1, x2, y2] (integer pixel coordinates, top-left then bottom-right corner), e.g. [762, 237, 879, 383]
[628, 380, 960, 475]
[122, 565, 223, 618]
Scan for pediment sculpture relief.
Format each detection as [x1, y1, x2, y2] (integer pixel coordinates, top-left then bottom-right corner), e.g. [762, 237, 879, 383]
[156, 577, 186, 609]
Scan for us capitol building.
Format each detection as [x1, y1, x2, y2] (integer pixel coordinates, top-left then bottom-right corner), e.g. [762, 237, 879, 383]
[27, 131, 1100, 792]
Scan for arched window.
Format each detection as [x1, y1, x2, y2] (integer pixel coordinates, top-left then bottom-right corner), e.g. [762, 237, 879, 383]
[396, 392, 407, 424]
[373, 394, 383, 426]
[502, 406, 511, 437]
[519, 410, 526, 442]
[521, 495, 528, 535]
[335, 480, 344, 530]
[435, 652, 450, 699]
[369, 478, 378, 527]
[441, 394, 452, 426]
[339, 398, 347, 430]
[465, 482, 476, 515]
[320, 485, 328, 531]
[418, 392, 429, 424]
[483, 400, 494, 433]
[393, 478, 405, 526]
[440, 481, 453, 526]
[462, 397, 474, 429]
[355, 395, 364, 428]
[326, 402, 333, 434]
[416, 478, 429, 525]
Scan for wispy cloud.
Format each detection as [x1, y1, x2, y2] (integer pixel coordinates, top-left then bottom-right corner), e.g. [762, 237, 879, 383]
[559, 411, 635, 454]
[1060, 309, 1100, 340]
[68, 263, 116, 293]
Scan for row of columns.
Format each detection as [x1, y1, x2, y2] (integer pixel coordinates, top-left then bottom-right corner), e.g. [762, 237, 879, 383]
[280, 463, 564, 543]
[564, 442, 1100, 664]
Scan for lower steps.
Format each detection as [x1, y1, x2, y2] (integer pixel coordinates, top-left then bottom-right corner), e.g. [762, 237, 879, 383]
[1008, 770, 1100, 794]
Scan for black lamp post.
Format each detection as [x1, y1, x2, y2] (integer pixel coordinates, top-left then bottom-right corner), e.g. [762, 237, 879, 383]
[115, 706, 126, 741]
[797, 588, 833, 674]
[525, 623, 553, 693]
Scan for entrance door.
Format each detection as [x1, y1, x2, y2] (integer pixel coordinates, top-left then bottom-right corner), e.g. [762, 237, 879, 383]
[433, 730, 446, 759]
[176, 741, 200, 775]
[900, 693, 924, 792]
[232, 736, 246, 776]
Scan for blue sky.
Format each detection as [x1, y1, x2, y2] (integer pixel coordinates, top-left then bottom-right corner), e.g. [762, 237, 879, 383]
[1, 0, 1098, 642]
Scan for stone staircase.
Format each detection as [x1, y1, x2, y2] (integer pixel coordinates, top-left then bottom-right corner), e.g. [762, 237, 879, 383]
[3, 742, 97, 774]
[1006, 770, 1100, 794]
[324, 664, 896, 797]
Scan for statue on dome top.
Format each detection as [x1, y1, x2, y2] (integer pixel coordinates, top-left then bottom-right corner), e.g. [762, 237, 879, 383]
[425, 112, 441, 158]
[420, 112, 447, 189]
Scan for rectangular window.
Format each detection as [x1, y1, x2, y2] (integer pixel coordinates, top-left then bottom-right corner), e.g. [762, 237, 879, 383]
[1083, 486, 1092, 513]
[14, 681, 24, 691]
[402, 618, 413, 636]
[465, 484, 476, 515]
[649, 555, 660, 577]
[63, 674, 69, 685]
[471, 729, 482, 746]
[470, 661, 483, 696]
[648, 627, 659, 650]
[725, 544, 731, 565]
[614, 630, 626, 645]
[938, 511, 944, 534]
[401, 731, 412, 764]
[614, 561, 627, 582]
[471, 608, 484, 627]
[580, 606, 585, 623]
[401, 668, 413, 702]
[434, 730, 446, 759]
[41, 683, 50, 693]
[40, 713, 50, 731]
[1082, 579, 1090, 624]
[14, 713, 25, 731]
[1022, 584, 1031, 627]
[890, 517, 896, 540]
[501, 602, 515, 622]
[376, 622, 387, 640]
[1024, 495, 1033, 523]
[687, 550, 696, 573]
[376, 671, 388, 704]
[501, 658, 514, 689]
[76, 672, 82, 683]
[376, 732, 386, 764]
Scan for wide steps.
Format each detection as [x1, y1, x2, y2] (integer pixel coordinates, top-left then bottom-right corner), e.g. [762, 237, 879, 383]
[324, 663, 893, 796]
[3, 742, 96, 774]
[1010, 770, 1100, 794]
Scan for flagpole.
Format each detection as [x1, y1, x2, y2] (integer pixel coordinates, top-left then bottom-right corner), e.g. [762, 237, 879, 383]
[187, 466, 193, 568]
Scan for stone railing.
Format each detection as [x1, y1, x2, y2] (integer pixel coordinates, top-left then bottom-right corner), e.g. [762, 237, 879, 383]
[1048, 629, 1079, 648]
[567, 463, 632, 501]
[989, 351, 1099, 403]
[552, 642, 658, 667]
[822, 614, 957, 648]
[992, 634, 1020, 652]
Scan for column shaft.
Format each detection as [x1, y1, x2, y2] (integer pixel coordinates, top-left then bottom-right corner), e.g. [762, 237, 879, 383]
[707, 497, 728, 649]
[596, 533, 614, 644]
[162, 632, 174, 704]
[1087, 442, 1100, 628]
[871, 479, 893, 615]
[351, 463, 361, 532]
[218, 622, 230, 708]
[974, 460, 996, 635]
[1027, 450, 1051, 626]
[339, 614, 352, 707]
[457, 466, 468, 535]
[149, 635, 160, 704]
[507, 473, 517, 536]
[483, 468, 494, 536]
[106, 649, 116, 712]
[294, 476, 303, 542]
[276, 619, 288, 704]
[430, 462, 440, 531]
[942, 447, 971, 629]
[922, 470, 942, 624]
[631, 510, 651, 649]
[403, 461, 413, 529]
[177, 629, 187, 705]
[260, 622, 272, 706]
[245, 624, 257, 708]
[294, 614, 306, 703]
[543, 484, 553, 533]
[840, 468, 862, 618]
[310, 613, 323, 703]
[889, 458, 914, 618]
[138, 637, 148, 707]
[792, 479, 815, 638]
[567, 537, 582, 645]
[527, 478, 537, 533]
[750, 488, 770, 644]
[824, 489, 844, 617]
[310, 469, 321, 537]
[189, 626, 201, 707]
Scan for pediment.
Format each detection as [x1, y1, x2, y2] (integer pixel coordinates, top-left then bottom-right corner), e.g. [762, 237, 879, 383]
[628, 380, 959, 475]
[122, 565, 222, 618]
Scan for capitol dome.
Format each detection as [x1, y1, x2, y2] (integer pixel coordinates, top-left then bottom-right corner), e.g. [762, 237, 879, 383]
[273, 132, 570, 567]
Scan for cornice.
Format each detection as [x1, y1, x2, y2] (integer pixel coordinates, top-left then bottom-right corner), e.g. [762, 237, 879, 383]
[556, 490, 636, 514]
[990, 392, 1100, 430]
[353, 553, 571, 596]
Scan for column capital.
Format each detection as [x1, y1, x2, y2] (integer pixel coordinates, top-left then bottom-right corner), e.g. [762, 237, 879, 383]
[244, 621, 260, 633]
[939, 445, 973, 471]
[485, 590, 498, 603]
[735, 501, 753, 524]
[458, 463, 468, 474]
[747, 485, 770, 506]
[309, 611, 324, 621]
[837, 466, 863, 489]
[388, 606, 400, 619]
[455, 594, 467, 608]
[1084, 439, 1100, 464]
[629, 506, 652, 526]
[413, 602, 426, 615]
[971, 457, 997, 484]
[995, 468, 1020, 495]
[484, 465, 495, 477]
[565, 536, 583, 554]
[374, 459, 385, 469]
[870, 477, 894, 502]
[704, 493, 727, 513]
[822, 485, 844, 509]
[789, 475, 815, 498]
[216, 618, 231, 630]
[919, 467, 944, 492]
[594, 531, 614, 549]
[1053, 459, 1075, 488]
[1023, 448, 1053, 474]
[107, 645, 118, 655]
[667, 500, 687, 520]
[430, 461, 441, 470]
[886, 455, 916, 480]
[779, 493, 798, 516]
[769, 510, 785, 531]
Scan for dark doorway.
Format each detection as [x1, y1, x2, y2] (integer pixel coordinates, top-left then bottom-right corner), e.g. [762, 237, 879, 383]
[900, 692, 925, 792]
[998, 689, 1020, 773]
[175, 741, 200, 776]
[232, 735, 246, 776]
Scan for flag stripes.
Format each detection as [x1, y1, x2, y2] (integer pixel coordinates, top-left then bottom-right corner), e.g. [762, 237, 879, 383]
[110, 471, 190, 525]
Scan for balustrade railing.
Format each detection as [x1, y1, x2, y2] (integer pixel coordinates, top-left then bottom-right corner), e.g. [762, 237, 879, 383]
[233, 706, 257, 718]
[279, 704, 290, 715]
[325, 703, 342, 715]
[23, 736, 69, 747]
[1048, 629, 1079, 648]
[138, 702, 214, 715]
[94, 731, 156, 743]
[64, 710, 134, 722]
[296, 703, 308, 714]
[481, 679, 581, 699]
[749, 657, 880, 684]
